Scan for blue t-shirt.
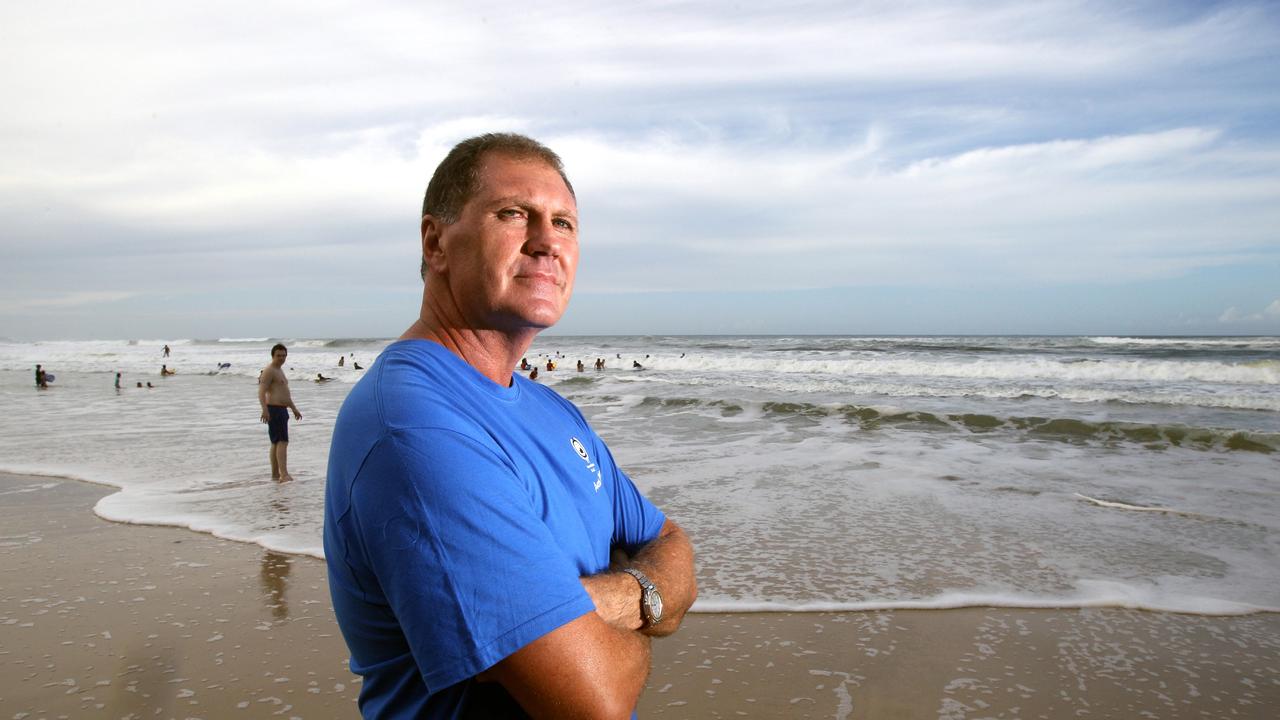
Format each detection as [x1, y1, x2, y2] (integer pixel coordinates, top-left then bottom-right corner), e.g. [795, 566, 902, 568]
[324, 340, 667, 719]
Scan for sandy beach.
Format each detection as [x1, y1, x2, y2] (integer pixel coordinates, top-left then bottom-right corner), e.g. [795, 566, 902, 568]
[3, 472, 1278, 719]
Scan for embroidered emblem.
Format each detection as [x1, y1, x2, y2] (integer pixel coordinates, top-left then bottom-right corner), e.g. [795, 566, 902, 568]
[570, 437, 603, 492]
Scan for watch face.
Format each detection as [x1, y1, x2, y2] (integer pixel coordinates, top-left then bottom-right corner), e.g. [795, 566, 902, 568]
[648, 589, 664, 622]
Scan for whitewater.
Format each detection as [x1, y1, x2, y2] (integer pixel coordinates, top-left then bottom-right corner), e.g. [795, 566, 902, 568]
[1, 335, 1276, 616]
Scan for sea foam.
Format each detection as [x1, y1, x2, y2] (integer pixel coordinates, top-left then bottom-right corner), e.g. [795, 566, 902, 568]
[3, 335, 1277, 616]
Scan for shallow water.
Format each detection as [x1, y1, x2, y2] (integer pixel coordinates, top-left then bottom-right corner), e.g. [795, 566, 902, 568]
[2, 335, 1277, 614]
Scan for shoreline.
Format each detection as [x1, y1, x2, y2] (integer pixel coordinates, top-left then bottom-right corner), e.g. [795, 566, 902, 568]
[3, 472, 1278, 718]
[9, 469, 1275, 618]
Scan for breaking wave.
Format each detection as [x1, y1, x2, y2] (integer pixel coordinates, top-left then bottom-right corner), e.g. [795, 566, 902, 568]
[592, 394, 1279, 453]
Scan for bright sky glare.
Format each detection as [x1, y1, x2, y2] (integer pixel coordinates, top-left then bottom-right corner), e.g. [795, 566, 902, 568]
[2, 0, 1278, 339]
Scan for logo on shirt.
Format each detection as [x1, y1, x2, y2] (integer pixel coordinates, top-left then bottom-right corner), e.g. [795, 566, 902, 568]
[570, 437, 603, 492]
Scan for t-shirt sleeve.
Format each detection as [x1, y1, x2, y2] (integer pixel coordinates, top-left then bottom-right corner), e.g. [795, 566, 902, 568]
[350, 428, 597, 691]
[596, 439, 667, 552]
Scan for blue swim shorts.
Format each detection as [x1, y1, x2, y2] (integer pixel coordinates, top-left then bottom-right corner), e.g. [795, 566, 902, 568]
[267, 405, 290, 444]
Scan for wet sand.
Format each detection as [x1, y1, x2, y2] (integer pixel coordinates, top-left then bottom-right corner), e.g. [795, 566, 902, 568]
[1, 472, 358, 718]
[2, 472, 1277, 719]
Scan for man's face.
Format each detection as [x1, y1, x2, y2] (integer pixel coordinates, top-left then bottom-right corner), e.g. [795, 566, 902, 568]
[272, 349, 287, 366]
[427, 153, 579, 332]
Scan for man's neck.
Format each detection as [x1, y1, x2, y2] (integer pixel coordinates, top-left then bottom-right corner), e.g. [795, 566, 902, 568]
[401, 314, 538, 388]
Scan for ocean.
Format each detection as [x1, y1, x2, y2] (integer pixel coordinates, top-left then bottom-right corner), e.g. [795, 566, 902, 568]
[2, 335, 1277, 615]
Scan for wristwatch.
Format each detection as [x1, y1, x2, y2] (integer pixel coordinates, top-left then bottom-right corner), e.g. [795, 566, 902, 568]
[622, 568, 664, 628]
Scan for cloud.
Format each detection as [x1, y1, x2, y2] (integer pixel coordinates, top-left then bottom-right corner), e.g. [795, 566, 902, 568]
[559, 125, 1280, 292]
[0, 291, 141, 315]
[1219, 299, 1280, 324]
[1, 1, 1278, 337]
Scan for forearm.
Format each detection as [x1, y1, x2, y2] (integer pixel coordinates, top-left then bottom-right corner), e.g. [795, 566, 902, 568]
[583, 520, 697, 637]
[581, 572, 643, 631]
[487, 611, 652, 720]
[629, 520, 696, 636]
[562, 617, 652, 718]
[598, 621, 652, 709]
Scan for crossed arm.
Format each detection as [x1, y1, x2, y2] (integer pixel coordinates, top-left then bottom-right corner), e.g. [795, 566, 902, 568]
[482, 519, 697, 719]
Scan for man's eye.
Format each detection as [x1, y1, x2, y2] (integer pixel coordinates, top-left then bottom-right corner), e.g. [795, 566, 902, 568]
[554, 218, 574, 231]
[498, 208, 523, 219]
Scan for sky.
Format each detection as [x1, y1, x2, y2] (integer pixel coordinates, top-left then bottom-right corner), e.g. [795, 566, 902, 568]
[2, 0, 1278, 339]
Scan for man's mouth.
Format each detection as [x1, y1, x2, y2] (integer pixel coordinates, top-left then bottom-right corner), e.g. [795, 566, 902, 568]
[515, 271, 562, 287]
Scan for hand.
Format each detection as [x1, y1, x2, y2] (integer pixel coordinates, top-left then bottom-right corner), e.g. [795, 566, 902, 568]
[260, 409, 269, 424]
[292, 408, 302, 420]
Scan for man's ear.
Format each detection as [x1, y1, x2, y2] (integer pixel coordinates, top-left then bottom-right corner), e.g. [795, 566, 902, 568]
[421, 214, 448, 275]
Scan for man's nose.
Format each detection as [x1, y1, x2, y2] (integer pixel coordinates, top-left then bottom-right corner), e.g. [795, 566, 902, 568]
[524, 215, 564, 257]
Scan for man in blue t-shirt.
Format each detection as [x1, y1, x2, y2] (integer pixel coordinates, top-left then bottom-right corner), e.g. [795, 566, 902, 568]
[325, 133, 697, 719]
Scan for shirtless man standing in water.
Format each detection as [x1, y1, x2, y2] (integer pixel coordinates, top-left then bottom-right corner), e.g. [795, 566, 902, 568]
[259, 343, 302, 481]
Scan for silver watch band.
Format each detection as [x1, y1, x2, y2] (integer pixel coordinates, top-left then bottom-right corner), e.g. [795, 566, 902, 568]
[623, 567, 655, 592]
[622, 567, 659, 626]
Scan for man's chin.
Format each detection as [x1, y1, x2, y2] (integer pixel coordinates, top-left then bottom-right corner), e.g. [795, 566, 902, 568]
[523, 310, 564, 331]
[492, 305, 566, 334]
[522, 294, 570, 328]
